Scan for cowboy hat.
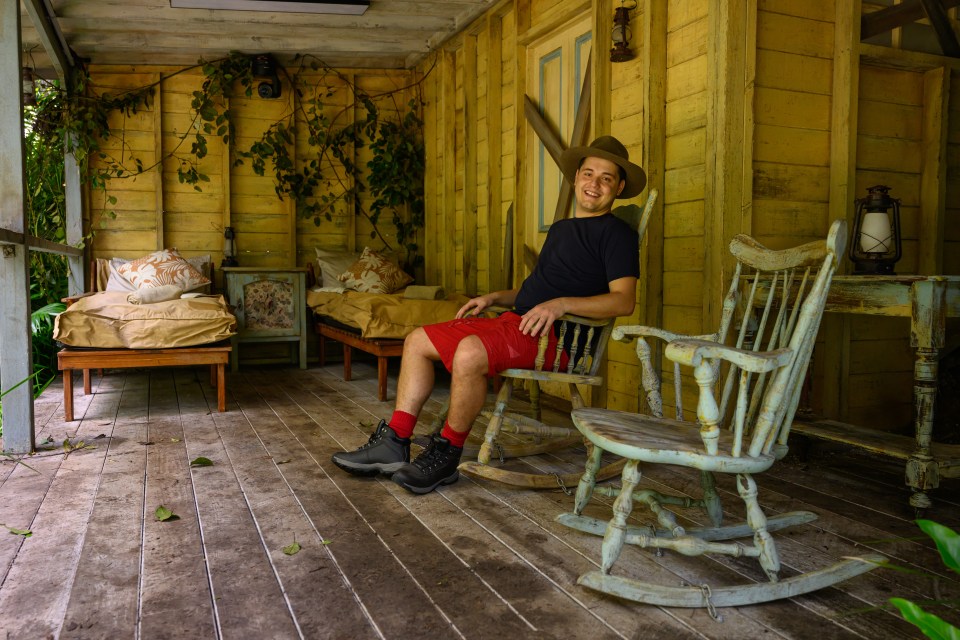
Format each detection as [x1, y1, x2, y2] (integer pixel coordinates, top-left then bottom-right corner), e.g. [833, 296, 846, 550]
[559, 135, 647, 199]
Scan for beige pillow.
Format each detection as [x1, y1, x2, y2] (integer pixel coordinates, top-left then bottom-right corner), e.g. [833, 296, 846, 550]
[315, 247, 361, 287]
[338, 247, 413, 294]
[116, 248, 211, 292]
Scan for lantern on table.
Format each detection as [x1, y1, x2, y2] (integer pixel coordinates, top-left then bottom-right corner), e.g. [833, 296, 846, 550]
[848, 185, 901, 275]
[222, 226, 239, 268]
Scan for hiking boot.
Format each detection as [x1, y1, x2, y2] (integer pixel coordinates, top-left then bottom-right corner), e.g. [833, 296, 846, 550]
[331, 420, 410, 477]
[392, 434, 463, 494]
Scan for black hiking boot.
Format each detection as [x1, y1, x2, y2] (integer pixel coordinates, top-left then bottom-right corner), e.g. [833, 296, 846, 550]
[331, 420, 410, 477]
[392, 434, 463, 494]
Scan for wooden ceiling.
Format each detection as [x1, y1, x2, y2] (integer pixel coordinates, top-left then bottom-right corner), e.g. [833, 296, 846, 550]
[20, 0, 498, 76]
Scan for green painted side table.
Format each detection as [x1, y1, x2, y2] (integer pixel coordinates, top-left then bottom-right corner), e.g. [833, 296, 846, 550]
[222, 267, 308, 373]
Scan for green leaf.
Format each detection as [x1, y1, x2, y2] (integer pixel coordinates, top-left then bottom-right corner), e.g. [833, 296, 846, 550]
[155, 505, 179, 522]
[2, 524, 32, 538]
[917, 520, 960, 574]
[890, 598, 960, 639]
[283, 540, 301, 556]
[190, 456, 214, 467]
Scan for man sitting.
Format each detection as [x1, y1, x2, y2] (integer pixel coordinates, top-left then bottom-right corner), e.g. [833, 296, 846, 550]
[331, 135, 646, 494]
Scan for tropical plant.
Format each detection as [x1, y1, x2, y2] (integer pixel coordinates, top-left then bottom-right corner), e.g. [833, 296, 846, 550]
[889, 520, 960, 639]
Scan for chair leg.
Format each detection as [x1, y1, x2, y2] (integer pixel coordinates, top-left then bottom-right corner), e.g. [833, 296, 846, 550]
[573, 441, 603, 515]
[63, 369, 74, 422]
[602, 459, 641, 574]
[737, 473, 780, 581]
[478, 382, 513, 464]
[701, 470, 723, 527]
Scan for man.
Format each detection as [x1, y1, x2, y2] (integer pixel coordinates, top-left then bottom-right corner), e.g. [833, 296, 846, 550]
[331, 135, 645, 494]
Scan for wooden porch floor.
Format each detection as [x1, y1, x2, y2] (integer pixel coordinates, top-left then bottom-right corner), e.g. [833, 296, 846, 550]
[1, 360, 959, 639]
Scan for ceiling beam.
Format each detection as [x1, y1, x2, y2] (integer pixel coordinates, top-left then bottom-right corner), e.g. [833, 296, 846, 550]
[861, 0, 960, 40]
[22, 0, 73, 80]
[920, 0, 960, 57]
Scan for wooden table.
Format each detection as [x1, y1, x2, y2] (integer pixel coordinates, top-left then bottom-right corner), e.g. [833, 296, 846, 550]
[792, 275, 960, 510]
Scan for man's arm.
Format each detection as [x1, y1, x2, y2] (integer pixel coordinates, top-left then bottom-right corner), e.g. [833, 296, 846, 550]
[518, 276, 637, 337]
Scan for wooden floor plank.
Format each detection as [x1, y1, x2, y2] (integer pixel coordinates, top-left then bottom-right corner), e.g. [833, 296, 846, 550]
[0, 373, 123, 638]
[190, 372, 380, 640]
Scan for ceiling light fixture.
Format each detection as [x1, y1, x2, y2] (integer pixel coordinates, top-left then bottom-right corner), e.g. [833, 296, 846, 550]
[170, 0, 369, 15]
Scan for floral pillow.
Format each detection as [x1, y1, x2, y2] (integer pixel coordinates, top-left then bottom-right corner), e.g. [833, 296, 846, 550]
[338, 247, 413, 294]
[116, 248, 211, 292]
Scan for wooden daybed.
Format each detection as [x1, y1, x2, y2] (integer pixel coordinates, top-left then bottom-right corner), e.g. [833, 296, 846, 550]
[308, 288, 466, 401]
[58, 344, 231, 421]
[54, 290, 237, 421]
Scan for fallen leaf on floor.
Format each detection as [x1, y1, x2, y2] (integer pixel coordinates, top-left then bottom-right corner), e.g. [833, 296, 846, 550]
[276, 459, 292, 465]
[155, 506, 179, 522]
[2, 524, 32, 538]
[190, 456, 214, 467]
[283, 540, 301, 556]
[320, 539, 332, 546]
[171, 438, 180, 443]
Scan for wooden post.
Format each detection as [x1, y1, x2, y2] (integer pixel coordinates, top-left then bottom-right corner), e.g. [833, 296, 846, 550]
[823, 0, 862, 419]
[65, 142, 85, 296]
[152, 72, 164, 250]
[919, 66, 948, 276]
[0, 0, 35, 452]
[441, 49, 457, 292]
[486, 13, 504, 292]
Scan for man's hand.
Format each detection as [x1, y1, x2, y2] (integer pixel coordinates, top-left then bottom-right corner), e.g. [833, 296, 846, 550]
[456, 293, 497, 319]
[519, 299, 567, 337]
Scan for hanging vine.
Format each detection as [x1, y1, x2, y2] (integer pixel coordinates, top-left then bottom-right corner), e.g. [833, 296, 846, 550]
[28, 51, 428, 267]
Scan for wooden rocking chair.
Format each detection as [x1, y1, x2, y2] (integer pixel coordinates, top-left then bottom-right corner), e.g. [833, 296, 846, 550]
[556, 219, 886, 608]
[456, 189, 658, 489]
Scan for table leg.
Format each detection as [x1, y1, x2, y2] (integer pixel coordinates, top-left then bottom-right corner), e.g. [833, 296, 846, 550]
[63, 369, 74, 422]
[343, 345, 352, 381]
[83, 369, 92, 395]
[906, 280, 946, 511]
[319, 332, 327, 366]
[217, 363, 226, 412]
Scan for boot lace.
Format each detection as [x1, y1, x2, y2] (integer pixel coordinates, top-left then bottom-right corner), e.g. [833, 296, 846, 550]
[358, 422, 389, 450]
[413, 436, 454, 472]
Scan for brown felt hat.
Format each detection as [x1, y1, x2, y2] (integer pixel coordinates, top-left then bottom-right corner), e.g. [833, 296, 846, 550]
[559, 135, 647, 199]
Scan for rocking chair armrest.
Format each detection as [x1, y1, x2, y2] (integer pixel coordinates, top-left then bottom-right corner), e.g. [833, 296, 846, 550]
[612, 325, 717, 344]
[665, 338, 793, 374]
[486, 306, 610, 328]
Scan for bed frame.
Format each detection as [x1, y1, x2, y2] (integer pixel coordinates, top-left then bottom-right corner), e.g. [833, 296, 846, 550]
[58, 344, 231, 421]
[316, 323, 404, 402]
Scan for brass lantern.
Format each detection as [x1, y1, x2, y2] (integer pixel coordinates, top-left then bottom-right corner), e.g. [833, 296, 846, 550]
[222, 226, 239, 268]
[849, 185, 901, 275]
[610, 1, 637, 63]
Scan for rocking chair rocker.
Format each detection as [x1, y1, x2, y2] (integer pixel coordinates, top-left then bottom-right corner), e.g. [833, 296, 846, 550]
[456, 189, 658, 489]
[556, 219, 886, 608]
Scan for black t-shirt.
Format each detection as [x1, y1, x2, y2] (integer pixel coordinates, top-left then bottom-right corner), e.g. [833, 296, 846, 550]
[514, 213, 640, 315]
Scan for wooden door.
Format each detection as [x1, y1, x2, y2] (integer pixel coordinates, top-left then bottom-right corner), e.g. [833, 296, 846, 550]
[524, 16, 592, 263]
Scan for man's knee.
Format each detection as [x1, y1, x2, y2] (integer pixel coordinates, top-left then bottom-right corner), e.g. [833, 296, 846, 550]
[451, 336, 489, 377]
[404, 327, 440, 359]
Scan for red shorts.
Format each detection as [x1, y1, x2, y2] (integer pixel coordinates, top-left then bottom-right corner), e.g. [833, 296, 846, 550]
[422, 312, 569, 378]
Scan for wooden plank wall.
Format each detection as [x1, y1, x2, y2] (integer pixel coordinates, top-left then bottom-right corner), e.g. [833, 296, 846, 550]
[87, 65, 417, 280]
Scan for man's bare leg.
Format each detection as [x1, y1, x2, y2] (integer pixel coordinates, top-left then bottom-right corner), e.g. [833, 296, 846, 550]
[445, 335, 490, 434]
[393, 327, 441, 416]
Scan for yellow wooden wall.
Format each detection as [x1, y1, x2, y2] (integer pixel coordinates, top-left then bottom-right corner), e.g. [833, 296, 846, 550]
[88, 64, 418, 282]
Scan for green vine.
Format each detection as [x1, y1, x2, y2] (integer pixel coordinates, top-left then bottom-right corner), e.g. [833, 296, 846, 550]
[26, 52, 427, 269]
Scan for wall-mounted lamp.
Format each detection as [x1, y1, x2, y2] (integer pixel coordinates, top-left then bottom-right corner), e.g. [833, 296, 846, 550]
[222, 226, 239, 267]
[22, 67, 37, 107]
[849, 185, 902, 274]
[251, 54, 281, 99]
[610, 0, 637, 63]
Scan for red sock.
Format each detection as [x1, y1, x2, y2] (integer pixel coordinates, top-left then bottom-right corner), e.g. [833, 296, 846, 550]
[388, 410, 418, 439]
[440, 421, 469, 449]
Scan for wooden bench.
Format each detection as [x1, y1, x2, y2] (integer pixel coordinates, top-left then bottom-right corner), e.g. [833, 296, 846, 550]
[57, 344, 232, 421]
[316, 323, 404, 402]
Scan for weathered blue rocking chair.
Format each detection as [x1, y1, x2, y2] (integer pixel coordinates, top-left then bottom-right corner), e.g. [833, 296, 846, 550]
[457, 189, 658, 488]
[556, 219, 886, 608]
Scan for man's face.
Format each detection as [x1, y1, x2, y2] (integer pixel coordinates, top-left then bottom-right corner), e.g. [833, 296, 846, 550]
[574, 156, 625, 215]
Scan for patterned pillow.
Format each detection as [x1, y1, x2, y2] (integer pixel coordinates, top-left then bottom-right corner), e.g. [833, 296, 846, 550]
[116, 248, 211, 292]
[338, 247, 413, 294]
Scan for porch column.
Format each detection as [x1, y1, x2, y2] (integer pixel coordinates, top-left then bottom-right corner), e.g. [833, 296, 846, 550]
[0, 0, 35, 452]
